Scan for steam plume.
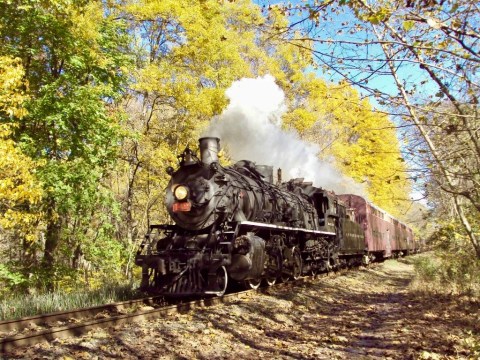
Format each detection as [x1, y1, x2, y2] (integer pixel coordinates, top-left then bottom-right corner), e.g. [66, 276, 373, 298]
[203, 75, 366, 196]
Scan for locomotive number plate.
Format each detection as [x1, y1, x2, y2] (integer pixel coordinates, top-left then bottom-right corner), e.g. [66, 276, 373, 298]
[173, 201, 191, 212]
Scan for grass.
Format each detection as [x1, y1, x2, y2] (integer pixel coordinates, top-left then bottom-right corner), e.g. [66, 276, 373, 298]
[408, 251, 480, 297]
[0, 282, 143, 321]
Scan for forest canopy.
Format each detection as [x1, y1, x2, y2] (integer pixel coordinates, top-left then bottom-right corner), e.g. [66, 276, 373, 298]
[1, 0, 474, 293]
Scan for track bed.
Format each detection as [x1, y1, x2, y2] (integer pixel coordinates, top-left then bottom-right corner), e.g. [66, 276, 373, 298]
[4, 257, 479, 359]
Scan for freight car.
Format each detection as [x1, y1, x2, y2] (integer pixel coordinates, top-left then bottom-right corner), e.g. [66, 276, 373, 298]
[338, 195, 418, 262]
[135, 137, 414, 297]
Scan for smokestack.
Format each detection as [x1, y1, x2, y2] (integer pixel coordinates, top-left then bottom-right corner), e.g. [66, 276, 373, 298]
[199, 137, 220, 165]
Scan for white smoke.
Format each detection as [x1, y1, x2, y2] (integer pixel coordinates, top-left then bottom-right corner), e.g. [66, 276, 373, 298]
[203, 75, 366, 196]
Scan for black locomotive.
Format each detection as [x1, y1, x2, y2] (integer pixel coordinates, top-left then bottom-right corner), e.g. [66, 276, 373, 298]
[135, 137, 371, 296]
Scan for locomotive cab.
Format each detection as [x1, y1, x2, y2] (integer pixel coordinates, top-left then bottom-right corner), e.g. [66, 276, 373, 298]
[311, 191, 338, 234]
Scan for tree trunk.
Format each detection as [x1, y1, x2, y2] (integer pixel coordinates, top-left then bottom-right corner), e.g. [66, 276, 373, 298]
[373, 26, 480, 259]
[42, 204, 62, 291]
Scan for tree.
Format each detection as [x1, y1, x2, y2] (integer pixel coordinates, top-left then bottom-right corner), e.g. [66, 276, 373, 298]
[255, 9, 411, 215]
[0, 56, 42, 237]
[112, 0, 278, 270]
[0, 0, 132, 288]
[263, 0, 480, 256]
[0, 56, 43, 292]
[281, 75, 411, 215]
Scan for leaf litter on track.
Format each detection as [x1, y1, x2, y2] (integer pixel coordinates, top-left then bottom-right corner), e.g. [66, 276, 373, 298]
[5, 257, 480, 359]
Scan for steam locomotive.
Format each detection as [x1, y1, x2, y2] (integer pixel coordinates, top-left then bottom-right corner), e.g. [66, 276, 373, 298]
[135, 138, 417, 296]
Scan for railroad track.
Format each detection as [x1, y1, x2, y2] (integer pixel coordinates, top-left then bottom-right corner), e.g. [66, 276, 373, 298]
[0, 290, 255, 353]
[0, 263, 378, 353]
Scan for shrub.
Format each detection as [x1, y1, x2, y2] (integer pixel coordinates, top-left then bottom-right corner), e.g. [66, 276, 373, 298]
[411, 220, 480, 296]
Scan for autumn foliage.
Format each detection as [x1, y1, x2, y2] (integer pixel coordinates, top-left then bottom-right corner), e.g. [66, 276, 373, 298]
[0, 0, 419, 294]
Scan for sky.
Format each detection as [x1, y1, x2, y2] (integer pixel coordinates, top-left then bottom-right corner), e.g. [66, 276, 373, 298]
[253, 0, 450, 204]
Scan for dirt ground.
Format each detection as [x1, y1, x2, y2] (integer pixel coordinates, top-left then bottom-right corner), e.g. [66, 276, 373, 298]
[5, 258, 480, 359]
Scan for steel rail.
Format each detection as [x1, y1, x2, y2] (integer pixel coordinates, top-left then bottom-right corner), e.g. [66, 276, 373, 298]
[0, 290, 254, 353]
[0, 296, 165, 334]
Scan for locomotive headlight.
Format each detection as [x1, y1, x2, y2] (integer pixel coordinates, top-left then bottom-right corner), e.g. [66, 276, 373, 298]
[174, 185, 189, 201]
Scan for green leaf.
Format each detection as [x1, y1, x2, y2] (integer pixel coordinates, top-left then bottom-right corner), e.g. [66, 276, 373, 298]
[402, 20, 414, 31]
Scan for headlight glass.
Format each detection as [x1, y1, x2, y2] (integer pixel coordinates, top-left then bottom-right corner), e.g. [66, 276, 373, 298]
[174, 185, 189, 200]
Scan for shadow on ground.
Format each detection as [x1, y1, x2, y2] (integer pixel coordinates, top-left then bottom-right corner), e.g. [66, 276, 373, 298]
[6, 259, 480, 360]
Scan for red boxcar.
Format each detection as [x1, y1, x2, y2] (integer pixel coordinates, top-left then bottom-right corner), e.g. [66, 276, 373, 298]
[338, 194, 415, 260]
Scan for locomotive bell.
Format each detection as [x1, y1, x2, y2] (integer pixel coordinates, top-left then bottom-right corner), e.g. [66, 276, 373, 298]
[199, 137, 220, 165]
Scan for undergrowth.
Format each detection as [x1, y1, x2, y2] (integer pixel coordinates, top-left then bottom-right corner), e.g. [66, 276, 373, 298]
[409, 218, 480, 297]
[410, 252, 480, 297]
[0, 282, 142, 321]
